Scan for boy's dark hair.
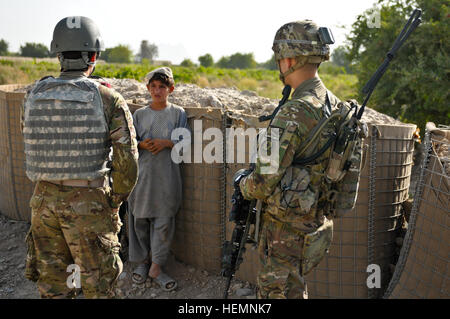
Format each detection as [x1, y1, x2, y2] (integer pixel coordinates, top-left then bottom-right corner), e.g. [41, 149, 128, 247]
[148, 73, 174, 87]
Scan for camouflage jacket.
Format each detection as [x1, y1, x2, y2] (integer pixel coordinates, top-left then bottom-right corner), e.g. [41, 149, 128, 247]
[240, 76, 340, 234]
[21, 71, 139, 208]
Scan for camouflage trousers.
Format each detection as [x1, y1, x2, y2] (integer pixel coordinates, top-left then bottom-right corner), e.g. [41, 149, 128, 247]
[256, 215, 333, 299]
[25, 181, 123, 299]
[257, 218, 308, 299]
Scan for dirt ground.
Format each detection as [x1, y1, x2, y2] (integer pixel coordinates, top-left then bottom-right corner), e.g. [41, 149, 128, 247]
[0, 213, 255, 300]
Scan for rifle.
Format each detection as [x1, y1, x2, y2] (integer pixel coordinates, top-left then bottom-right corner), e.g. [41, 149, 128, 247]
[221, 168, 256, 299]
[357, 8, 422, 120]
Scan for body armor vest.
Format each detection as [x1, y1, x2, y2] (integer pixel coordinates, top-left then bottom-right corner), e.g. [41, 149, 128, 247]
[23, 76, 110, 182]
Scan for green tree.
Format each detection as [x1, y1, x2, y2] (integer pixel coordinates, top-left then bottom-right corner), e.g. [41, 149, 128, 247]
[102, 45, 133, 63]
[216, 56, 230, 68]
[331, 45, 353, 73]
[198, 53, 214, 67]
[261, 54, 278, 70]
[180, 58, 195, 67]
[138, 40, 158, 63]
[20, 42, 49, 58]
[216, 52, 257, 69]
[346, 0, 449, 130]
[0, 39, 8, 56]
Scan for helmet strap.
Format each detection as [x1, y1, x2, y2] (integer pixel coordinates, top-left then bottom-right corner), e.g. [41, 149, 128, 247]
[278, 56, 324, 83]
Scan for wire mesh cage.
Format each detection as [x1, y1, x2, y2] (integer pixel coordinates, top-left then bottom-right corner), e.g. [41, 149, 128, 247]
[170, 107, 225, 272]
[0, 85, 35, 222]
[305, 124, 417, 299]
[385, 123, 449, 298]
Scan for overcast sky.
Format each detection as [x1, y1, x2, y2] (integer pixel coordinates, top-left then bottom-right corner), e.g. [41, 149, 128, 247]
[0, 0, 378, 64]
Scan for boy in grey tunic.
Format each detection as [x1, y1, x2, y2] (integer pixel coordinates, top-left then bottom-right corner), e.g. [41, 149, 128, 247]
[128, 67, 188, 290]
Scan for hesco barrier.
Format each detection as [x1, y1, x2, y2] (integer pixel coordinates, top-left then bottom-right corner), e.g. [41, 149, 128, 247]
[384, 124, 449, 299]
[1, 84, 418, 298]
[171, 107, 225, 272]
[305, 124, 417, 299]
[0, 85, 34, 221]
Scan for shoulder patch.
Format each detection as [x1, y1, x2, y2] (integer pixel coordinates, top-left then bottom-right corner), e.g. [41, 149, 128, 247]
[100, 81, 111, 88]
[88, 76, 112, 88]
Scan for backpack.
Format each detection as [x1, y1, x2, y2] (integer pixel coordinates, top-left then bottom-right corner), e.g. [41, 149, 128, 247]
[292, 96, 368, 218]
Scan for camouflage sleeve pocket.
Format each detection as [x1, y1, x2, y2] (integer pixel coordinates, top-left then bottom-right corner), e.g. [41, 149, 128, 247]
[301, 218, 333, 275]
[29, 194, 44, 211]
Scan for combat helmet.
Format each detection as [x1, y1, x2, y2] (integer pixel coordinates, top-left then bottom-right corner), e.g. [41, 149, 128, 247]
[51, 16, 105, 70]
[272, 20, 334, 82]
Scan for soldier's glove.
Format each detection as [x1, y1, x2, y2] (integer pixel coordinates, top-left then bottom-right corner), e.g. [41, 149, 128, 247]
[233, 168, 253, 189]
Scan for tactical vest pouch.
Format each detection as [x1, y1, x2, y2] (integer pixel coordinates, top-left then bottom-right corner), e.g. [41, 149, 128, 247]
[325, 109, 364, 183]
[301, 218, 333, 275]
[331, 137, 364, 218]
[33, 86, 94, 103]
[279, 166, 316, 214]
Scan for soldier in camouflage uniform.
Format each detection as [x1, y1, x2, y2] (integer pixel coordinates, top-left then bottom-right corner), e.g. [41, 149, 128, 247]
[21, 16, 138, 298]
[239, 20, 363, 299]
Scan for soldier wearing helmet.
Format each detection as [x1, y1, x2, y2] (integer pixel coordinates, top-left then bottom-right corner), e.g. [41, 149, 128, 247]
[22, 16, 138, 298]
[239, 20, 342, 299]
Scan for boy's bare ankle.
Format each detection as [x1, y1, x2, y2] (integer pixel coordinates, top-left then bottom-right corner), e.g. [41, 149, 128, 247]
[149, 262, 161, 278]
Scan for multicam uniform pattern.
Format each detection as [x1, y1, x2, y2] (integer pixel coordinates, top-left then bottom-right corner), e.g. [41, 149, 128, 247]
[22, 71, 138, 298]
[272, 20, 331, 61]
[240, 76, 359, 299]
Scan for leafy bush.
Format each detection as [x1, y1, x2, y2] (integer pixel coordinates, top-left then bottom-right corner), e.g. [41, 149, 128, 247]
[216, 52, 257, 69]
[102, 45, 133, 63]
[180, 59, 196, 67]
[198, 54, 214, 67]
[0, 39, 8, 56]
[20, 43, 49, 58]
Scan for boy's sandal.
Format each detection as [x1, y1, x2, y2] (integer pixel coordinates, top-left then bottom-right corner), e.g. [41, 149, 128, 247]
[152, 272, 177, 292]
[132, 263, 150, 284]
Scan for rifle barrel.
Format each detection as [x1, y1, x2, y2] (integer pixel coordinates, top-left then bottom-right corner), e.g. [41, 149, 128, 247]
[357, 9, 422, 120]
[223, 276, 232, 299]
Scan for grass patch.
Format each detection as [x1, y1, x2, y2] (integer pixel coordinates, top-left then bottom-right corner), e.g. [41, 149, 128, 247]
[0, 57, 357, 101]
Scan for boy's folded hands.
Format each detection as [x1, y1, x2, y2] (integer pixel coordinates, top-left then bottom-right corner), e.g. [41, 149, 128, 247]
[139, 138, 174, 155]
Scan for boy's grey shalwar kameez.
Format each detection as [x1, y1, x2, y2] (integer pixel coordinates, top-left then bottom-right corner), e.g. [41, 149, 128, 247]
[128, 103, 188, 266]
